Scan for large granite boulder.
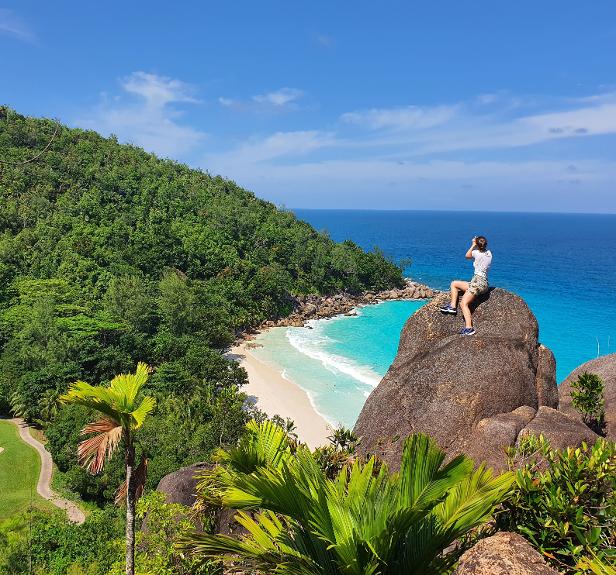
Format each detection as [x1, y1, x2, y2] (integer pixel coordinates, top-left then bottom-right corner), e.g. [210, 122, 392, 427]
[454, 532, 559, 575]
[559, 353, 616, 439]
[354, 289, 559, 469]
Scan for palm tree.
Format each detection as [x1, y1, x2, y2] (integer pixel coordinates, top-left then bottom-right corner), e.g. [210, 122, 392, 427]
[60, 362, 156, 575]
[181, 420, 514, 574]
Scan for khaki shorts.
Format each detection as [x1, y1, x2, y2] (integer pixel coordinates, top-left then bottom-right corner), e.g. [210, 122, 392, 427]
[468, 274, 489, 296]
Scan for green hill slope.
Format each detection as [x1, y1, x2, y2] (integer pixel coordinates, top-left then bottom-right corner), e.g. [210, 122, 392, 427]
[0, 108, 402, 502]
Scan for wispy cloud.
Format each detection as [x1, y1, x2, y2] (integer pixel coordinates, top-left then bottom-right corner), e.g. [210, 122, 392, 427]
[218, 87, 304, 110]
[340, 105, 458, 131]
[0, 9, 34, 42]
[253, 87, 303, 107]
[78, 71, 205, 157]
[203, 91, 616, 209]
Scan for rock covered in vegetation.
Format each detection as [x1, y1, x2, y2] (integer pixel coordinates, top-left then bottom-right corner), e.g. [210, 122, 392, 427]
[559, 353, 616, 439]
[354, 289, 560, 470]
[453, 532, 560, 575]
[262, 279, 439, 328]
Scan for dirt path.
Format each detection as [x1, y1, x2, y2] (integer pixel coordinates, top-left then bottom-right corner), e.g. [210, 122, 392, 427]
[8, 418, 86, 524]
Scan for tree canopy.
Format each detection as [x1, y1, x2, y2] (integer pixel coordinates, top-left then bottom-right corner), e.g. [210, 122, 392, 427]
[0, 108, 403, 503]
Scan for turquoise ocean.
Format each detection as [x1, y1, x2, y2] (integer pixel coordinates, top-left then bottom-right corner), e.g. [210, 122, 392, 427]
[250, 210, 616, 429]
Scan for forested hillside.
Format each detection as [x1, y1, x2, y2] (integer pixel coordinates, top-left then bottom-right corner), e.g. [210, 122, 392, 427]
[0, 108, 403, 501]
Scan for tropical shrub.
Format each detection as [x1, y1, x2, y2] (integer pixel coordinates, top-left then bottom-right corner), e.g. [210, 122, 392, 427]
[0, 506, 124, 575]
[107, 491, 218, 575]
[500, 434, 616, 573]
[181, 420, 514, 574]
[570, 372, 606, 435]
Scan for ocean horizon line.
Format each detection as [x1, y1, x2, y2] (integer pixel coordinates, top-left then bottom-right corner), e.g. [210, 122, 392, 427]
[290, 207, 616, 217]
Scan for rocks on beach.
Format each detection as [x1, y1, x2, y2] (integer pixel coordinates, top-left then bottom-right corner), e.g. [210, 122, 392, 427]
[258, 279, 439, 330]
[353, 288, 599, 471]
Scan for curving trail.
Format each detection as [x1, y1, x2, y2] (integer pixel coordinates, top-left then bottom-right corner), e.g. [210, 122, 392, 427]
[8, 418, 86, 524]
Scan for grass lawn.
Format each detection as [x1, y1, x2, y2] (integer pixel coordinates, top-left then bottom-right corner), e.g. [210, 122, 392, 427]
[0, 420, 46, 519]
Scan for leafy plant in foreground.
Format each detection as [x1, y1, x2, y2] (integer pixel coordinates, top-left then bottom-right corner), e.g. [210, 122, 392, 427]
[181, 420, 513, 574]
[500, 434, 616, 573]
[61, 362, 156, 575]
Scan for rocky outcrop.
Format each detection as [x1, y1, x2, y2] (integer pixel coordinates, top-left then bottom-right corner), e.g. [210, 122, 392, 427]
[257, 279, 439, 329]
[454, 532, 560, 575]
[559, 353, 616, 439]
[354, 289, 563, 470]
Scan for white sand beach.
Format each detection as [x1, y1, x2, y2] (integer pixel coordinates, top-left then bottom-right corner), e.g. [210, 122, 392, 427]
[228, 342, 332, 449]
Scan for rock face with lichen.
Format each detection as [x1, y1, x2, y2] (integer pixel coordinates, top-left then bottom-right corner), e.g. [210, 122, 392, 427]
[558, 353, 616, 440]
[353, 289, 592, 470]
[453, 532, 560, 575]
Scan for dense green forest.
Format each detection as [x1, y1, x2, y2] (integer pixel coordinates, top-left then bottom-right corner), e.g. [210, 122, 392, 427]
[0, 107, 403, 502]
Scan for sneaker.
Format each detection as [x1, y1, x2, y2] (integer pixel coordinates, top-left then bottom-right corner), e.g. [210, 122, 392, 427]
[440, 304, 457, 315]
[460, 327, 476, 336]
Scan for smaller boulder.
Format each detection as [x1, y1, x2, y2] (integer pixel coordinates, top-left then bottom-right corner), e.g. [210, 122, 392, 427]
[156, 462, 243, 536]
[157, 462, 211, 507]
[519, 406, 599, 450]
[466, 406, 537, 472]
[454, 532, 559, 575]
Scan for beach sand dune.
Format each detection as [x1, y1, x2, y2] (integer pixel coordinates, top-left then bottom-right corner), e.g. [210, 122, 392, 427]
[229, 343, 331, 449]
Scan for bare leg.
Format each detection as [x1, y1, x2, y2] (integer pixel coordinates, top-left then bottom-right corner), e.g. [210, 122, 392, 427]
[449, 280, 469, 308]
[460, 290, 476, 328]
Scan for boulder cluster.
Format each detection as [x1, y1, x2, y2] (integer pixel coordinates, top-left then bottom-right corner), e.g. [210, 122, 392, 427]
[354, 288, 605, 472]
[158, 287, 614, 574]
[260, 280, 439, 328]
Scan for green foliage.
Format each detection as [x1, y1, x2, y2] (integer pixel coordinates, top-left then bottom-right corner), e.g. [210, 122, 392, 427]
[500, 434, 616, 573]
[107, 492, 218, 575]
[181, 420, 514, 574]
[571, 372, 606, 435]
[0, 506, 124, 575]
[0, 108, 403, 509]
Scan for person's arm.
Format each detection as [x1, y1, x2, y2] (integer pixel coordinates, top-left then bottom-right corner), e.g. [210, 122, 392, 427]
[465, 237, 477, 259]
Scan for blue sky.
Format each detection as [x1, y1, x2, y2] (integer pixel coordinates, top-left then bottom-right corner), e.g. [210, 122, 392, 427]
[2, 1, 616, 212]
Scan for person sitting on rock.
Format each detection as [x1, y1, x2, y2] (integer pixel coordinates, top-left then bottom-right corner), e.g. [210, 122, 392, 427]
[439, 236, 492, 335]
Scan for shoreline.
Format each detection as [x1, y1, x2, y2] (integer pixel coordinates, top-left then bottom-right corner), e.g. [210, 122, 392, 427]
[255, 279, 439, 330]
[228, 341, 332, 449]
[229, 280, 439, 448]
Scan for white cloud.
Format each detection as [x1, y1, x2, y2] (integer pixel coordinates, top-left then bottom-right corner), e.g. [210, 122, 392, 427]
[0, 9, 34, 42]
[78, 72, 205, 158]
[252, 87, 303, 107]
[207, 130, 336, 172]
[218, 87, 304, 110]
[340, 105, 458, 131]
[121, 71, 198, 107]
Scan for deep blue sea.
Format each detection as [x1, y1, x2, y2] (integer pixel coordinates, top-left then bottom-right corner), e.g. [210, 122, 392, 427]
[251, 210, 616, 429]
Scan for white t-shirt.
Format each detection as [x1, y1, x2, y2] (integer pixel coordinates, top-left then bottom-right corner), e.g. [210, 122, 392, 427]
[472, 249, 492, 278]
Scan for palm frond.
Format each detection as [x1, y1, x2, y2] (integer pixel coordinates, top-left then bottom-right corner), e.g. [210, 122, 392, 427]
[130, 395, 156, 428]
[77, 417, 122, 474]
[115, 457, 149, 504]
[398, 433, 473, 510]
